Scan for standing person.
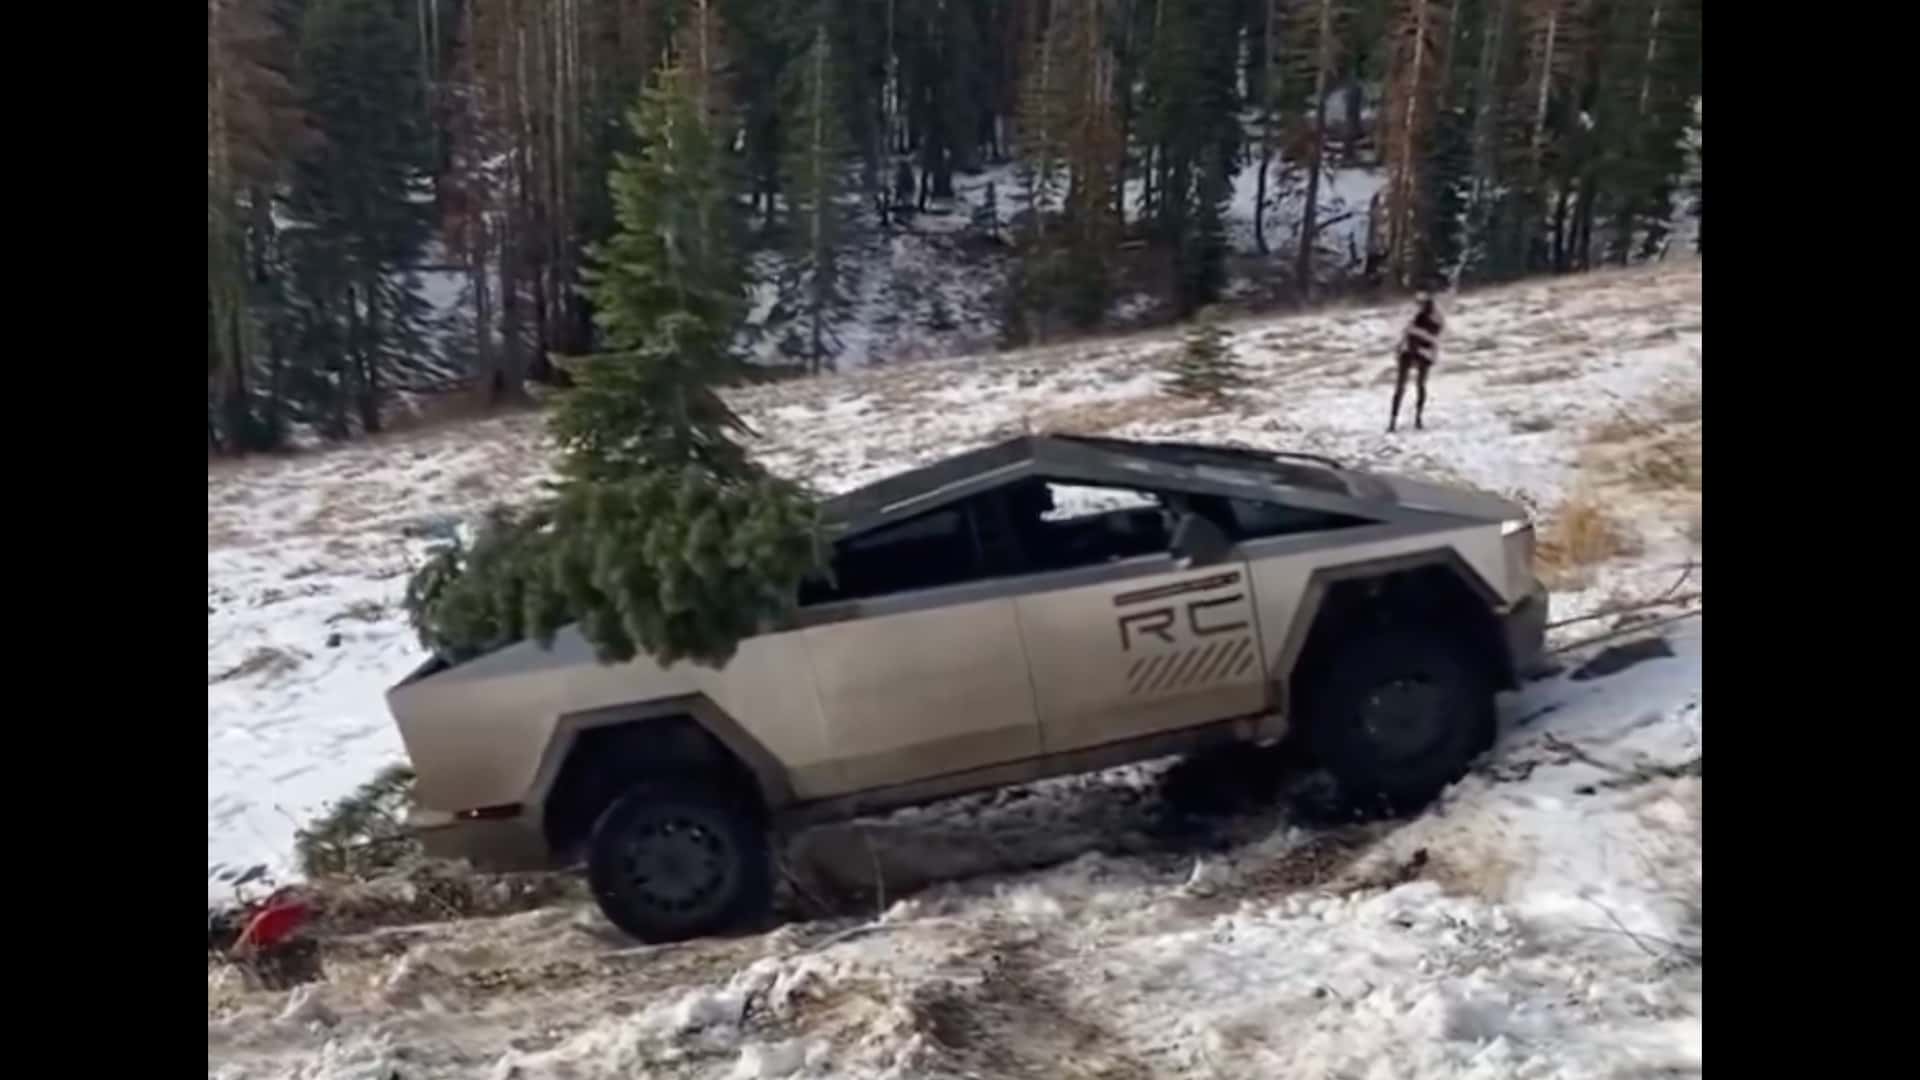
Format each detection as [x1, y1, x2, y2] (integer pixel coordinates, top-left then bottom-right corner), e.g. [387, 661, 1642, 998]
[1388, 292, 1445, 433]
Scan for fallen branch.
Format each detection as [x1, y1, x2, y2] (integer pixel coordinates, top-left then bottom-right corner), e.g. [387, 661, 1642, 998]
[1543, 733, 1702, 789]
[1545, 591, 1700, 632]
[775, 857, 836, 919]
[1656, 559, 1698, 602]
[1307, 210, 1358, 237]
[1542, 733, 1629, 775]
[1544, 554, 1700, 631]
[1547, 608, 1701, 657]
[803, 916, 964, 955]
[1581, 898, 1701, 966]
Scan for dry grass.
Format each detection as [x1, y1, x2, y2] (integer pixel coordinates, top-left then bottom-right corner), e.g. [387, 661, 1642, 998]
[1627, 778, 1703, 966]
[1586, 384, 1699, 449]
[210, 645, 307, 685]
[1658, 386, 1703, 425]
[453, 467, 494, 495]
[1537, 491, 1644, 588]
[1025, 393, 1214, 436]
[1486, 362, 1581, 387]
[329, 599, 387, 624]
[1420, 842, 1525, 903]
[1625, 435, 1701, 492]
[1588, 409, 1661, 445]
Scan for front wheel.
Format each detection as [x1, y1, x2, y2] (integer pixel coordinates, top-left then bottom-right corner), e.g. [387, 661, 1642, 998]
[1299, 628, 1496, 814]
[586, 780, 771, 943]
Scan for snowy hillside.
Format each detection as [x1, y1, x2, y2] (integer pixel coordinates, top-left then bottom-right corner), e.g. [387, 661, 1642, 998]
[208, 629, 1702, 1079]
[209, 258, 1701, 896]
[209, 260, 1700, 1077]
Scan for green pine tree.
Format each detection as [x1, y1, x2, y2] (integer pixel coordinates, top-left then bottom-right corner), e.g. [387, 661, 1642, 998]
[282, 0, 436, 440]
[407, 22, 826, 670]
[1176, 165, 1231, 316]
[209, 0, 308, 454]
[558, 48, 753, 482]
[403, 504, 561, 661]
[1138, 0, 1243, 316]
[542, 465, 823, 666]
[971, 179, 1003, 243]
[780, 20, 856, 375]
[1164, 308, 1249, 403]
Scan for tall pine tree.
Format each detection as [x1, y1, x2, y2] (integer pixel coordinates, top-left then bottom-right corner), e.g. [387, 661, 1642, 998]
[1137, 0, 1242, 315]
[413, 5, 825, 669]
[781, 18, 857, 373]
[208, 0, 309, 452]
[283, 0, 437, 439]
[559, 33, 751, 481]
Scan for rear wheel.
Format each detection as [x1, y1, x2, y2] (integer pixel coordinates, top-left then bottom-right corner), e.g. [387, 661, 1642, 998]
[585, 780, 771, 943]
[1299, 628, 1496, 814]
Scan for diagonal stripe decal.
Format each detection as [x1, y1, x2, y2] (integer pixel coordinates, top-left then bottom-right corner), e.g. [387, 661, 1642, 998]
[1126, 635, 1256, 696]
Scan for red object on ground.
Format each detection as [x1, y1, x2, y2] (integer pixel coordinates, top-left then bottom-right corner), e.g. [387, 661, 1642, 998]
[236, 889, 311, 953]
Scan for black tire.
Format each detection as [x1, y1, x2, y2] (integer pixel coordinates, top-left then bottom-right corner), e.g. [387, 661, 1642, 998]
[1299, 628, 1496, 814]
[585, 779, 771, 943]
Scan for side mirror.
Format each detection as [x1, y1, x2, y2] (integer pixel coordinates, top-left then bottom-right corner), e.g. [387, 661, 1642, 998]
[1170, 512, 1232, 568]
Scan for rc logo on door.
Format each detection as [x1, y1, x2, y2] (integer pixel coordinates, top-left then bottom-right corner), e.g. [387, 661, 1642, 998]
[1113, 572, 1255, 696]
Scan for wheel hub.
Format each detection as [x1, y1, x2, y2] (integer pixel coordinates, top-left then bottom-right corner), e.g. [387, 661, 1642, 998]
[1361, 676, 1446, 761]
[621, 818, 731, 913]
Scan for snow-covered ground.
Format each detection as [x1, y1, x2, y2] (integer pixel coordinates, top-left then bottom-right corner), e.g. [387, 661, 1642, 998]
[209, 259, 1700, 1077]
[208, 621, 1701, 1079]
[208, 258, 1701, 896]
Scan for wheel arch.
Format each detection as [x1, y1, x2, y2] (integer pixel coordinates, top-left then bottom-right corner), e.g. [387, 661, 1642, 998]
[528, 694, 795, 859]
[1271, 548, 1515, 718]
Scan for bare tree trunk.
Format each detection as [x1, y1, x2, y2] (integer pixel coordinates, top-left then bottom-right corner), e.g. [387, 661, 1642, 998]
[1550, 182, 1571, 271]
[1387, 0, 1434, 288]
[1468, 0, 1509, 213]
[1141, 144, 1154, 223]
[1115, 0, 1136, 226]
[1574, 177, 1596, 269]
[1530, 5, 1559, 177]
[1614, 0, 1665, 263]
[471, 217, 513, 404]
[360, 280, 384, 435]
[499, 226, 525, 393]
[1295, 0, 1336, 298]
[340, 286, 363, 439]
[809, 29, 827, 376]
[1254, 0, 1278, 255]
[1344, 81, 1365, 162]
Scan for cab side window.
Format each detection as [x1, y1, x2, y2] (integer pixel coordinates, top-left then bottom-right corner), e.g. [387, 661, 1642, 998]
[1218, 497, 1371, 540]
[797, 508, 976, 605]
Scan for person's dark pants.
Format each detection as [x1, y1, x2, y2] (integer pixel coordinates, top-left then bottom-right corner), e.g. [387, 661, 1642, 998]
[1388, 355, 1431, 432]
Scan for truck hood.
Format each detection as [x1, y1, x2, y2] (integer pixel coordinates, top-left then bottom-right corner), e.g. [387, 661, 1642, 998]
[1361, 472, 1530, 524]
